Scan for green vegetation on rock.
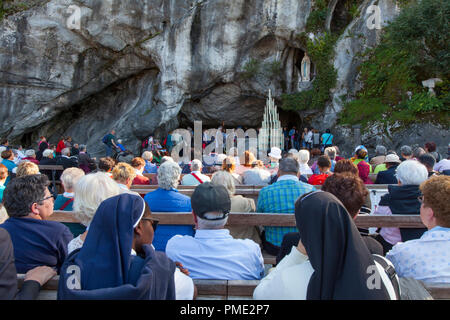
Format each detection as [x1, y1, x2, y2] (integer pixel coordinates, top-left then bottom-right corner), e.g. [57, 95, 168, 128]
[339, 0, 450, 127]
[241, 58, 261, 80]
[281, 32, 338, 111]
[305, 0, 330, 33]
[280, 0, 363, 112]
[0, 0, 49, 20]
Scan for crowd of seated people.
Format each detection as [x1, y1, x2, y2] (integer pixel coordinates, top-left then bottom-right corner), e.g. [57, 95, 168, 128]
[0, 135, 448, 300]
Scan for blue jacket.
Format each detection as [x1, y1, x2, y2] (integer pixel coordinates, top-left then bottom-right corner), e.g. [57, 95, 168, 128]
[375, 165, 398, 184]
[1, 159, 16, 173]
[144, 188, 194, 252]
[143, 160, 157, 174]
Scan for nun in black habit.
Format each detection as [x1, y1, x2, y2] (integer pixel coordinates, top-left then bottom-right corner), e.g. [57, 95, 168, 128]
[254, 191, 393, 300]
[57, 193, 176, 300]
[296, 191, 391, 300]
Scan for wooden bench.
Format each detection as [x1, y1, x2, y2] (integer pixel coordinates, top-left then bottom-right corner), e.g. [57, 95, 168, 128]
[50, 211, 424, 265]
[130, 184, 391, 214]
[130, 184, 392, 199]
[39, 165, 65, 193]
[16, 275, 450, 300]
[38, 164, 65, 174]
[50, 211, 424, 228]
[143, 172, 378, 178]
[142, 173, 379, 184]
[142, 173, 214, 185]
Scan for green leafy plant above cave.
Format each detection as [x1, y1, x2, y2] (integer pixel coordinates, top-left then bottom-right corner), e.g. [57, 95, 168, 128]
[339, 0, 450, 128]
[281, 32, 338, 111]
[0, 0, 50, 20]
[241, 58, 261, 80]
[305, 0, 330, 33]
[280, 0, 367, 112]
[265, 60, 283, 79]
[240, 58, 283, 81]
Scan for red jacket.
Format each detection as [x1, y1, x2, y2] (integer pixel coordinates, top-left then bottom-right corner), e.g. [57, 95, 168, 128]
[56, 140, 66, 153]
[132, 175, 150, 185]
[308, 173, 331, 186]
[22, 157, 39, 165]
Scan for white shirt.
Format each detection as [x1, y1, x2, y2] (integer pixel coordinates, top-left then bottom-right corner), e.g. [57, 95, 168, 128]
[305, 131, 313, 143]
[166, 229, 264, 280]
[253, 246, 313, 300]
[173, 268, 195, 300]
[117, 183, 141, 196]
[299, 163, 313, 175]
[181, 171, 211, 186]
[434, 159, 450, 172]
[243, 168, 271, 186]
[63, 192, 74, 198]
[277, 175, 300, 182]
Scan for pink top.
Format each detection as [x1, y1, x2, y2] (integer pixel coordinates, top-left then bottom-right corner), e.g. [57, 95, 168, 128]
[234, 165, 252, 175]
[373, 206, 402, 245]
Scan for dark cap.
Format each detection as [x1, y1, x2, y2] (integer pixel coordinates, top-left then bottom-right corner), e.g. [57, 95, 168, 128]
[191, 182, 231, 220]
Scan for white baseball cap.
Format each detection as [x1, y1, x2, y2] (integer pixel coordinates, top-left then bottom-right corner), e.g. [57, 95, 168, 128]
[385, 154, 401, 164]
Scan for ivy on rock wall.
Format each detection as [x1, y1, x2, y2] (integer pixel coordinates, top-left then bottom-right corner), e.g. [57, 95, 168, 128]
[340, 0, 450, 127]
[0, 0, 49, 20]
[280, 0, 363, 112]
[281, 32, 337, 111]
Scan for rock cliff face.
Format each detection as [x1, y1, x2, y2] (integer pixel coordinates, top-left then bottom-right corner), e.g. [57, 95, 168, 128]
[0, 0, 448, 157]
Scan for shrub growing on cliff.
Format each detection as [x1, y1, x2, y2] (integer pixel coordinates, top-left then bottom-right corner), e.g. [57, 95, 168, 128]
[281, 33, 337, 111]
[241, 59, 261, 80]
[340, 0, 450, 126]
[305, 0, 329, 32]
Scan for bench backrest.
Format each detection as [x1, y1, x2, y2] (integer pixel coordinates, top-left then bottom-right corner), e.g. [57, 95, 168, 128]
[142, 172, 378, 179]
[38, 165, 65, 171]
[129, 185, 392, 199]
[50, 210, 425, 228]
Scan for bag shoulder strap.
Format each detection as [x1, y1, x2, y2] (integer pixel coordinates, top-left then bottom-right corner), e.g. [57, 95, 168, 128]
[190, 172, 204, 184]
[59, 198, 74, 210]
[373, 254, 401, 300]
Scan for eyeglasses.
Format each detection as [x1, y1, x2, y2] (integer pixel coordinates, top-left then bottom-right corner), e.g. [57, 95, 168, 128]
[141, 217, 159, 231]
[37, 195, 55, 203]
[417, 195, 424, 204]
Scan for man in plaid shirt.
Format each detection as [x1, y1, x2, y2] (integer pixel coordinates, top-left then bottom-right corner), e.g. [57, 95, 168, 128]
[257, 157, 316, 255]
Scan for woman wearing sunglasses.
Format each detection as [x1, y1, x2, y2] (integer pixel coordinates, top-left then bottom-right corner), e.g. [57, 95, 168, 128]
[58, 193, 194, 300]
